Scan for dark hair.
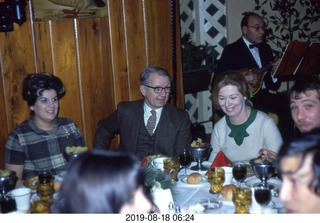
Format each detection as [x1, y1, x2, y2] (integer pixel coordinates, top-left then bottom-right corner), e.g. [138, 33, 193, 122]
[289, 75, 320, 101]
[241, 12, 263, 28]
[212, 70, 252, 110]
[276, 128, 320, 196]
[22, 73, 66, 106]
[139, 66, 171, 85]
[52, 150, 150, 213]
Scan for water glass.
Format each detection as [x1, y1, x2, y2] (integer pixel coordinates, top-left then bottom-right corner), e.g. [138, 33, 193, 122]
[207, 167, 225, 194]
[232, 187, 252, 214]
[163, 157, 180, 181]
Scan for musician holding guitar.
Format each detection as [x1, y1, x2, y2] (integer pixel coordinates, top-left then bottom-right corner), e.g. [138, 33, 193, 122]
[213, 12, 294, 142]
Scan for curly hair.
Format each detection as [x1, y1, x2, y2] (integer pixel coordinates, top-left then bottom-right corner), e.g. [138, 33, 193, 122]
[212, 70, 252, 110]
[22, 73, 65, 106]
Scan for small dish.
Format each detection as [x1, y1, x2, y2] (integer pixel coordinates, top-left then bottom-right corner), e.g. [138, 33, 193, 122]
[245, 178, 282, 191]
[180, 175, 209, 186]
[198, 198, 223, 213]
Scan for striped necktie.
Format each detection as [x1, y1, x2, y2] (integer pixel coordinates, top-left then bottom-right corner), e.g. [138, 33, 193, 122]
[146, 110, 157, 135]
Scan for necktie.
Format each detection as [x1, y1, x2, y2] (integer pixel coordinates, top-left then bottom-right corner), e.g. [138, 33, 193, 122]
[249, 44, 257, 49]
[146, 110, 157, 135]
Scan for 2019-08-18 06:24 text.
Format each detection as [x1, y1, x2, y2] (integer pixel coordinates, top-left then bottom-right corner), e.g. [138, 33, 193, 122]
[125, 214, 195, 222]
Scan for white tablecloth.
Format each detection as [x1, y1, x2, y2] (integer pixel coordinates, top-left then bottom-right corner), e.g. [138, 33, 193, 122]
[172, 167, 284, 214]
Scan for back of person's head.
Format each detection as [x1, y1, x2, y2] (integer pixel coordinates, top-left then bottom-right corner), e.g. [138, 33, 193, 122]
[241, 12, 262, 28]
[139, 66, 171, 85]
[276, 128, 320, 196]
[22, 73, 65, 106]
[212, 70, 251, 109]
[289, 75, 320, 100]
[52, 150, 149, 213]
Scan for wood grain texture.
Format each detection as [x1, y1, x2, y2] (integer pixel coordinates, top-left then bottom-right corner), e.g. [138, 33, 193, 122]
[0, 0, 184, 168]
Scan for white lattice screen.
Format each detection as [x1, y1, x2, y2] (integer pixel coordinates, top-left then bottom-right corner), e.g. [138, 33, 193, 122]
[180, 0, 226, 134]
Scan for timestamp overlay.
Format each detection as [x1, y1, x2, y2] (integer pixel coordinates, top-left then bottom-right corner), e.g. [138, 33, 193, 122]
[3, 213, 320, 223]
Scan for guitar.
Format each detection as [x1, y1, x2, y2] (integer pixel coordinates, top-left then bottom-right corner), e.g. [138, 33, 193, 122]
[240, 62, 273, 95]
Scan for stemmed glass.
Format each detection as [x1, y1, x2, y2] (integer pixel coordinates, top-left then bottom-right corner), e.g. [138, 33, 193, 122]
[254, 184, 272, 214]
[232, 162, 247, 187]
[179, 148, 192, 176]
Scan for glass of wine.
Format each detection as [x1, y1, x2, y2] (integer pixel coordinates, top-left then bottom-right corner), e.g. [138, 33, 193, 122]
[179, 148, 192, 176]
[254, 184, 272, 214]
[232, 162, 247, 187]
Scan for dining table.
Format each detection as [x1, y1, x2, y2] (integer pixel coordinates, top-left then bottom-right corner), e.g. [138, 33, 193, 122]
[171, 161, 285, 214]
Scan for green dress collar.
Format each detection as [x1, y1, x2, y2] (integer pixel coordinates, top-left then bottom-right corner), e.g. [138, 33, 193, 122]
[226, 109, 257, 146]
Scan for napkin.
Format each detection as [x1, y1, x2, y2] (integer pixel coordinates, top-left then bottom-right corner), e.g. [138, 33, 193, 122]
[206, 151, 232, 175]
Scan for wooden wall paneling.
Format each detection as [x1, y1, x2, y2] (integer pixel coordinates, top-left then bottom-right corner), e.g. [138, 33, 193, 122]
[144, 0, 173, 73]
[0, 5, 36, 168]
[32, 21, 54, 73]
[49, 20, 84, 136]
[76, 17, 113, 148]
[108, 1, 130, 105]
[173, 0, 184, 109]
[123, 0, 146, 101]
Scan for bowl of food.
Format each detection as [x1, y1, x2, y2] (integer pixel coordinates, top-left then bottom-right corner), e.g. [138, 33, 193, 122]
[249, 158, 275, 185]
[64, 146, 88, 162]
[0, 169, 18, 193]
[189, 138, 212, 171]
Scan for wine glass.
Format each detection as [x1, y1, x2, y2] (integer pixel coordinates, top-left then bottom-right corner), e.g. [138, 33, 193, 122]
[254, 184, 272, 214]
[179, 148, 192, 176]
[232, 162, 247, 187]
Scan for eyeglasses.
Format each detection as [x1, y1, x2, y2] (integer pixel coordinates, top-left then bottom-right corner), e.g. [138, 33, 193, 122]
[143, 84, 171, 93]
[246, 25, 266, 32]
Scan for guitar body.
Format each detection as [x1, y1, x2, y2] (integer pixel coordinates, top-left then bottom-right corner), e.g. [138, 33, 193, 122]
[240, 62, 273, 95]
[241, 68, 268, 95]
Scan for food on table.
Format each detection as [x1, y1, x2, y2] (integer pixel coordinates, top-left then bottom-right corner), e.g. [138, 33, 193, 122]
[190, 138, 206, 147]
[221, 184, 237, 200]
[24, 176, 39, 190]
[253, 156, 273, 164]
[186, 172, 202, 184]
[0, 169, 11, 177]
[65, 146, 88, 155]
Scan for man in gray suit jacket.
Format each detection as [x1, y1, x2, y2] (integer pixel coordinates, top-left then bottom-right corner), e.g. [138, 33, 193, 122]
[94, 66, 192, 158]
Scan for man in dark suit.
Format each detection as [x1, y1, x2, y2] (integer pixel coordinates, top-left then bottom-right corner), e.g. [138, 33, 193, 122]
[215, 12, 294, 142]
[93, 66, 192, 158]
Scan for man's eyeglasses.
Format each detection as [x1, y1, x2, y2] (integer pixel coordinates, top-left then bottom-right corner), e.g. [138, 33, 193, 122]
[143, 84, 171, 93]
[246, 25, 266, 32]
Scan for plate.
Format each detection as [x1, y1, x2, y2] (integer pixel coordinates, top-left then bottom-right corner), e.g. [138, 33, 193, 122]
[245, 178, 282, 191]
[187, 161, 211, 173]
[217, 194, 233, 205]
[180, 175, 209, 186]
[250, 201, 276, 214]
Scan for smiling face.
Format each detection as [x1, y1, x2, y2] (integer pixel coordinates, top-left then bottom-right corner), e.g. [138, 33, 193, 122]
[242, 15, 266, 45]
[30, 89, 59, 130]
[279, 153, 320, 213]
[218, 85, 247, 120]
[290, 90, 320, 133]
[140, 72, 171, 110]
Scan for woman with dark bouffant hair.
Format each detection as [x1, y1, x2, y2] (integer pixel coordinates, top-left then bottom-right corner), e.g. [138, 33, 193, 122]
[4, 73, 86, 187]
[51, 150, 153, 213]
[208, 70, 283, 163]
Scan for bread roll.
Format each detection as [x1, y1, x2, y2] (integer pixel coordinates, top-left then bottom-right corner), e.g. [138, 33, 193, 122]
[186, 172, 202, 184]
[221, 184, 237, 200]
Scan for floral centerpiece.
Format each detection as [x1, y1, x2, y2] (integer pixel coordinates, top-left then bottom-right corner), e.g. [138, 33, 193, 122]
[141, 155, 176, 193]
